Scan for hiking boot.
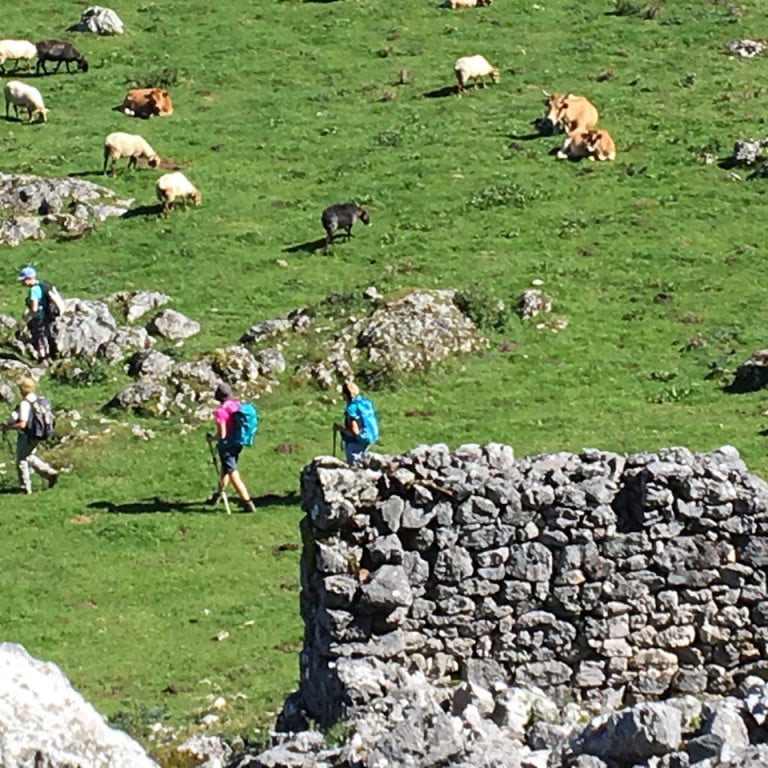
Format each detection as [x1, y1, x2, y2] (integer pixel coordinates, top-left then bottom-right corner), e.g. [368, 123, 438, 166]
[48, 472, 59, 489]
[241, 499, 257, 513]
[205, 490, 222, 505]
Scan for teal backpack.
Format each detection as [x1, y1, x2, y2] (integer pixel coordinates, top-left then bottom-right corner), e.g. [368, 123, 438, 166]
[351, 396, 379, 446]
[230, 402, 259, 447]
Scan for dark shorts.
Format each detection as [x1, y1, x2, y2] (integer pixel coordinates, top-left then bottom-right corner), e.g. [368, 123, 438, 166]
[218, 443, 242, 475]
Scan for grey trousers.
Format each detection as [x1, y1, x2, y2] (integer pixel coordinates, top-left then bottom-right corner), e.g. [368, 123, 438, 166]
[15, 432, 56, 493]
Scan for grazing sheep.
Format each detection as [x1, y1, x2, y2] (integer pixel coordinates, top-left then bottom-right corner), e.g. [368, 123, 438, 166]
[454, 54, 500, 94]
[156, 172, 201, 214]
[321, 203, 370, 254]
[443, 0, 492, 7]
[4, 80, 48, 123]
[35, 40, 89, 74]
[0, 40, 37, 73]
[103, 132, 160, 175]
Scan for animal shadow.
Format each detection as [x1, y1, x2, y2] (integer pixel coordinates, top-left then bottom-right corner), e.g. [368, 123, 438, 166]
[122, 203, 165, 219]
[423, 85, 457, 99]
[68, 170, 107, 178]
[717, 156, 738, 170]
[283, 237, 327, 254]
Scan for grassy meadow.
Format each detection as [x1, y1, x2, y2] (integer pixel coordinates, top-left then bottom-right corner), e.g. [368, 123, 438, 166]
[2, 0, 768, 755]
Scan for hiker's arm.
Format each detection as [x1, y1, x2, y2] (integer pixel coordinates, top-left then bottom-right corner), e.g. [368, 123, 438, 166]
[216, 420, 227, 441]
[333, 419, 360, 438]
[2, 416, 25, 432]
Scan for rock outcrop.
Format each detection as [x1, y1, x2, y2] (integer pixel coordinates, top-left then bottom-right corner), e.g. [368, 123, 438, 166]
[0, 642, 157, 768]
[296, 289, 488, 388]
[0, 174, 132, 247]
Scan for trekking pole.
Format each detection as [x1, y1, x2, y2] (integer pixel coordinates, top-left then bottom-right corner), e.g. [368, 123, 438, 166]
[332, 426, 337, 458]
[206, 436, 231, 515]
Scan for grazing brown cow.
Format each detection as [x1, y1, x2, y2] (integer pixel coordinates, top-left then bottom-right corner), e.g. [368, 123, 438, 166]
[116, 88, 173, 119]
[543, 93, 599, 134]
[557, 129, 616, 161]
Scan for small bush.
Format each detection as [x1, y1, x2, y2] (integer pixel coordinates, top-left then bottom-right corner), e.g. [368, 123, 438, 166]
[469, 182, 541, 210]
[50, 357, 116, 388]
[454, 284, 509, 332]
[126, 67, 182, 89]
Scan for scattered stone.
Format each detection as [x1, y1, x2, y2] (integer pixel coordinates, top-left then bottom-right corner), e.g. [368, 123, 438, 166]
[75, 5, 125, 34]
[108, 290, 171, 323]
[725, 39, 768, 58]
[517, 289, 553, 319]
[146, 309, 200, 341]
[732, 138, 768, 166]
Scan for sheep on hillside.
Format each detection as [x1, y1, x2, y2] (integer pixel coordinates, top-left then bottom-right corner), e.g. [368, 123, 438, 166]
[35, 40, 89, 74]
[454, 54, 500, 94]
[156, 172, 201, 214]
[0, 40, 37, 73]
[443, 0, 492, 8]
[321, 203, 370, 255]
[103, 132, 159, 175]
[4, 80, 48, 123]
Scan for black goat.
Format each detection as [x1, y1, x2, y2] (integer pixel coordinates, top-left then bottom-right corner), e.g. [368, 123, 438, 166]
[35, 40, 89, 75]
[321, 203, 370, 254]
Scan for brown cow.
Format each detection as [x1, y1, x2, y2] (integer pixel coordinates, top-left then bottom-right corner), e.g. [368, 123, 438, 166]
[556, 129, 616, 161]
[116, 88, 173, 119]
[543, 93, 599, 134]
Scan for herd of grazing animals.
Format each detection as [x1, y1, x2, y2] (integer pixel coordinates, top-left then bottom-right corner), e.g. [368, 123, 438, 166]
[0, 34, 199, 216]
[2, 1, 615, 241]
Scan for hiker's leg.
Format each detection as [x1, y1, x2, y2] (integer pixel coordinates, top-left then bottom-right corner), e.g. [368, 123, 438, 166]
[344, 440, 366, 466]
[30, 318, 50, 362]
[228, 469, 251, 502]
[14, 434, 35, 493]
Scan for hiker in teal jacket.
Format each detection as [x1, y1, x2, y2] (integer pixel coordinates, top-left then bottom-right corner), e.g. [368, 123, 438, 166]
[18, 266, 52, 363]
[333, 380, 379, 466]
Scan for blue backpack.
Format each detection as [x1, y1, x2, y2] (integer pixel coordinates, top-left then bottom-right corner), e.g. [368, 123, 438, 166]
[349, 396, 379, 446]
[229, 402, 259, 447]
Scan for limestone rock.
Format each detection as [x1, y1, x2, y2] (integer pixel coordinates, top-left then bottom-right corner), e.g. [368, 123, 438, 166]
[146, 309, 200, 341]
[0, 173, 132, 247]
[0, 642, 157, 768]
[108, 291, 171, 324]
[75, 6, 125, 34]
[299, 289, 488, 388]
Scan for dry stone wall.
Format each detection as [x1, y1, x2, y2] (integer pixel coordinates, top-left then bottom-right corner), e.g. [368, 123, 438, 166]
[295, 443, 768, 728]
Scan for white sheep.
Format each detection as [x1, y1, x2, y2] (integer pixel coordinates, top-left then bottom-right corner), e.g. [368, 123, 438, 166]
[0, 40, 37, 73]
[103, 132, 160, 175]
[3, 80, 48, 123]
[443, 0, 492, 8]
[156, 172, 201, 214]
[454, 54, 500, 94]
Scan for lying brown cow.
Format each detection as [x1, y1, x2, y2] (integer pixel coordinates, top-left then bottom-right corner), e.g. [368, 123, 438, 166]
[543, 92, 598, 134]
[116, 87, 173, 119]
[556, 129, 616, 161]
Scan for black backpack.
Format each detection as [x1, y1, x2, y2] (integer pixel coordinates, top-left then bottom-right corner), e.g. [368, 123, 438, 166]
[25, 396, 55, 440]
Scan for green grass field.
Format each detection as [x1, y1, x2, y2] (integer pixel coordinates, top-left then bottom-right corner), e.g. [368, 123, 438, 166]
[2, 0, 768, 756]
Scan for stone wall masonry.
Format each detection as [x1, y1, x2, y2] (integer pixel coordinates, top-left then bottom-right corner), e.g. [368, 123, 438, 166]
[294, 443, 768, 728]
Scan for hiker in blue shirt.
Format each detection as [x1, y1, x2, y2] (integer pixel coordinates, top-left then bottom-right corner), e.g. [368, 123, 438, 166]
[333, 380, 379, 466]
[18, 266, 51, 363]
